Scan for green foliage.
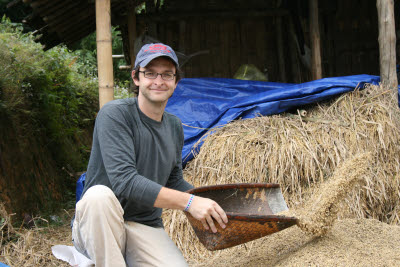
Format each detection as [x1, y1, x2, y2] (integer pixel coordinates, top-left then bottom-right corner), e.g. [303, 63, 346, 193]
[0, 16, 98, 171]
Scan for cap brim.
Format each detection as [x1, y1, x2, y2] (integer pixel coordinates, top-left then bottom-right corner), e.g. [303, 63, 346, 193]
[136, 53, 179, 68]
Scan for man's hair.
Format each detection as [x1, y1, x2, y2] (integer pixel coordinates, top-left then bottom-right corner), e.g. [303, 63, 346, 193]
[132, 57, 182, 95]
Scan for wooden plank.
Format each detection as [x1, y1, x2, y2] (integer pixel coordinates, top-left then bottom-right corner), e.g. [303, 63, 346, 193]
[309, 0, 322, 80]
[190, 19, 201, 77]
[219, 20, 230, 78]
[256, 18, 269, 80]
[230, 19, 241, 78]
[205, 18, 218, 77]
[288, 16, 302, 83]
[127, 10, 137, 67]
[276, 17, 287, 82]
[376, 0, 398, 88]
[96, 0, 114, 108]
[138, 9, 289, 22]
[178, 20, 186, 54]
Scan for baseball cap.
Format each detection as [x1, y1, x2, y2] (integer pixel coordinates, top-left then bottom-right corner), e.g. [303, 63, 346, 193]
[134, 43, 179, 68]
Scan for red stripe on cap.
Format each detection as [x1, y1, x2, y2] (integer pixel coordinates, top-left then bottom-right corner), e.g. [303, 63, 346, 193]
[144, 44, 171, 53]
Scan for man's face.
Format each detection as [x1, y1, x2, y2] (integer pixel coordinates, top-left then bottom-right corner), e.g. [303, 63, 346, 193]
[133, 57, 177, 105]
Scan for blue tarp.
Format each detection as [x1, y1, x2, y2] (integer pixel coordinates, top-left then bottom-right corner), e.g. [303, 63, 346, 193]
[76, 74, 400, 201]
[166, 74, 387, 165]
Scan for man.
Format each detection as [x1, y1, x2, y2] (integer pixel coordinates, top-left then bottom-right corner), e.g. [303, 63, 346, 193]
[72, 43, 228, 267]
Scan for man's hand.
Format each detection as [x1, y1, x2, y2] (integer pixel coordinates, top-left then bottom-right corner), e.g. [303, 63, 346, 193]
[187, 196, 228, 233]
[153, 187, 228, 233]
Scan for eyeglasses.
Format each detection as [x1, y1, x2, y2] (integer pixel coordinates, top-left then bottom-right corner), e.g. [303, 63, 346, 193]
[138, 71, 176, 81]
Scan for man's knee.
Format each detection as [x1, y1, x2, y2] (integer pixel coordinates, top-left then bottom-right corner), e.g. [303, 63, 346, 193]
[78, 185, 122, 214]
[83, 185, 115, 200]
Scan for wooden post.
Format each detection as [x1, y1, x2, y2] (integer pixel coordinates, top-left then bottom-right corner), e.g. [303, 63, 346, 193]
[96, 0, 114, 109]
[127, 9, 137, 68]
[309, 0, 322, 80]
[376, 0, 398, 88]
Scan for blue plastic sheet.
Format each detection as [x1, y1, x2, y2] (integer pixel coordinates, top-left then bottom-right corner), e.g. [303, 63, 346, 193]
[166, 74, 387, 165]
[76, 173, 86, 203]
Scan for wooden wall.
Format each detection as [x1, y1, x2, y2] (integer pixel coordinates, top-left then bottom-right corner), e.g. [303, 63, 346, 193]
[323, 0, 380, 77]
[136, 0, 390, 83]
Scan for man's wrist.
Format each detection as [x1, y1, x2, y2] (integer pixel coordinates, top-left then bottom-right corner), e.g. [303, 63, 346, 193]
[184, 194, 194, 211]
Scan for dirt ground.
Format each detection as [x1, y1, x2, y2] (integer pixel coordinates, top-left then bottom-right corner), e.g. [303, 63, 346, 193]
[192, 218, 400, 267]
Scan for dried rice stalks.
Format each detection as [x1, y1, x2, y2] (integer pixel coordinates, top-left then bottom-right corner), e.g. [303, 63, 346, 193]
[0, 202, 15, 246]
[296, 152, 372, 236]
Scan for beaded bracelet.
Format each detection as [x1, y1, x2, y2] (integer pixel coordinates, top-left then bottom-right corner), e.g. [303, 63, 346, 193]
[184, 194, 194, 212]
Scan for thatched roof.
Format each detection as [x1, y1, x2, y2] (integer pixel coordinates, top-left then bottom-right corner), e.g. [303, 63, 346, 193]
[16, 0, 302, 50]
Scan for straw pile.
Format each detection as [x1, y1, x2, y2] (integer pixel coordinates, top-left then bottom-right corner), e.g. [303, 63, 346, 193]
[162, 83, 400, 262]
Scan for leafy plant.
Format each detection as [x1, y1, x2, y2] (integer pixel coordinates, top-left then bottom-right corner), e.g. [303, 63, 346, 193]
[0, 16, 98, 175]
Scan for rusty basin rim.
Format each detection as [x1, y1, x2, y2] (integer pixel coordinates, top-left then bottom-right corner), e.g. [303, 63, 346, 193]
[186, 183, 281, 194]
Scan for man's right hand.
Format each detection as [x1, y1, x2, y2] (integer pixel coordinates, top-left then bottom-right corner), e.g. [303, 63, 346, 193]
[187, 196, 228, 233]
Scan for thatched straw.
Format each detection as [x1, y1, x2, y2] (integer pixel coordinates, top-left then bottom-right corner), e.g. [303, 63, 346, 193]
[162, 83, 400, 262]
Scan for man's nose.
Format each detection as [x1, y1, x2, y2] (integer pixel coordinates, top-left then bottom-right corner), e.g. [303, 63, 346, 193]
[153, 74, 165, 83]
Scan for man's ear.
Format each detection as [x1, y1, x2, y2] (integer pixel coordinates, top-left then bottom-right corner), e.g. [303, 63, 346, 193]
[132, 70, 140, 86]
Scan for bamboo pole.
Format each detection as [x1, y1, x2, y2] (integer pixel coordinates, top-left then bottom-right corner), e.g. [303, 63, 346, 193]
[96, 0, 114, 109]
[127, 9, 137, 68]
[376, 0, 398, 88]
[309, 0, 322, 80]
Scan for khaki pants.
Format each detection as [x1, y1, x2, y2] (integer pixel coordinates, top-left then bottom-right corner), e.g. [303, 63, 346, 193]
[72, 185, 188, 267]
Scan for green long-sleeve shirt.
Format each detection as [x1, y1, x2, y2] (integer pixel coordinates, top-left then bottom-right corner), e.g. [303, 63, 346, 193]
[82, 97, 193, 227]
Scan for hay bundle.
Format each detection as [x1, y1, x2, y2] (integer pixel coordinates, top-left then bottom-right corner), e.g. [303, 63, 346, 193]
[162, 84, 400, 262]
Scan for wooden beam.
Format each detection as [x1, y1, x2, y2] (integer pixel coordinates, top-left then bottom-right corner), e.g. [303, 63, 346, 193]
[376, 0, 398, 88]
[137, 9, 289, 22]
[127, 9, 137, 67]
[96, 0, 114, 109]
[309, 0, 322, 80]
